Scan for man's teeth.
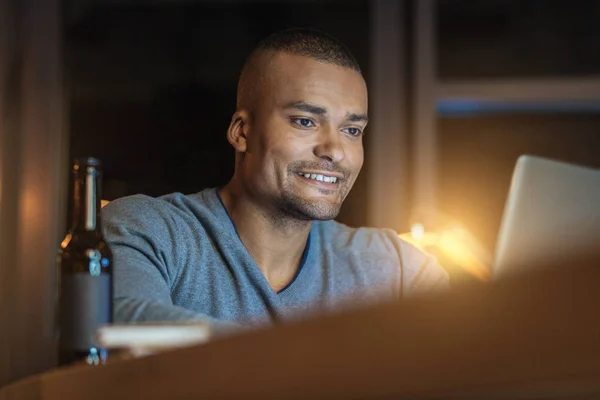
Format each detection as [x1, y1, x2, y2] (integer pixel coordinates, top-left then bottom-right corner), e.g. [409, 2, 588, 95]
[298, 172, 338, 183]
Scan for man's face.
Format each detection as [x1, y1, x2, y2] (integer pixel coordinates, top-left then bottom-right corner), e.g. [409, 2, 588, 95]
[240, 53, 368, 221]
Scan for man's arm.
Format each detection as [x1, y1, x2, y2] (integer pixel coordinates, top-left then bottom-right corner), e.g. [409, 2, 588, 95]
[101, 195, 238, 331]
[107, 230, 213, 323]
[396, 238, 450, 297]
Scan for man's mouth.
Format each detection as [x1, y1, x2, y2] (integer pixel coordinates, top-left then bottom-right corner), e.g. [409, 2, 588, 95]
[296, 172, 339, 184]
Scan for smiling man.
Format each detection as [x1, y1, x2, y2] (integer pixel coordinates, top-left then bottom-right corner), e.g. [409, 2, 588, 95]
[102, 28, 448, 328]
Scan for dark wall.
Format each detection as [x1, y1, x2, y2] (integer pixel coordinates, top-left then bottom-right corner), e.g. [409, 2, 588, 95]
[438, 112, 600, 252]
[66, 0, 600, 239]
[65, 0, 371, 227]
[435, 0, 600, 251]
[437, 0, 600, 79]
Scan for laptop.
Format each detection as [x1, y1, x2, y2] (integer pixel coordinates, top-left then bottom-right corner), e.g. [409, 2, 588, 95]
[493, 155, 600, 278]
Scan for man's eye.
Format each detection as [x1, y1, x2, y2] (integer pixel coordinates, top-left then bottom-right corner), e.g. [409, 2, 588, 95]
[343, 127, 363, 136]
[291, 118, 315, 128]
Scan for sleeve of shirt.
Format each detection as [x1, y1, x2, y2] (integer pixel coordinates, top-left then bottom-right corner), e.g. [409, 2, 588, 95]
[396, 237, 450, 297]
[101, 195, 239, 332]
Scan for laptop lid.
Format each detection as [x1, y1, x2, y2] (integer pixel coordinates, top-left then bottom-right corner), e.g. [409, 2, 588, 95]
[493, 155, 600, 278]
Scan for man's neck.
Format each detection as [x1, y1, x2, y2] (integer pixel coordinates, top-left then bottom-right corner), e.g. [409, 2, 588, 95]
[218, 184, 311, 292]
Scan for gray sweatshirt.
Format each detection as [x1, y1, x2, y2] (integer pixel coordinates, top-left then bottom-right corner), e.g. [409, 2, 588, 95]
[102, 188, 448, 328]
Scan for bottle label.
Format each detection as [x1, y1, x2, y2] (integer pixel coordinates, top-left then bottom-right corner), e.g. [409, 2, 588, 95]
[59, 274, 111, 350]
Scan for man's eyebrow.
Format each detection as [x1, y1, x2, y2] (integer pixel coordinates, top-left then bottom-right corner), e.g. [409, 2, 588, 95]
[347, 113, 369, 124]
[283, 101, 368, 123]
[283, 101, 327, 116]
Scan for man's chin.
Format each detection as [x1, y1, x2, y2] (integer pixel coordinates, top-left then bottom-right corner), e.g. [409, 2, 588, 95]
[279, 195, 342, 221]
[295, 201, 342, 221]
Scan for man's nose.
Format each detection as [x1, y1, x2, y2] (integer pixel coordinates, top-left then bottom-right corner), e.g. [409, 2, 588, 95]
[313, 127, 345, 163]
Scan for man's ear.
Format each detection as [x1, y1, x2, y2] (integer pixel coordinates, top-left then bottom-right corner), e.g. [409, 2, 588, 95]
[226, 111, 250, 153]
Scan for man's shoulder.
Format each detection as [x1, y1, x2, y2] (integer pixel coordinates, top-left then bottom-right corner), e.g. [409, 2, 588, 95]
[315, 220, 406, 255]
[315, 220, 449, 295]
[101, 188, 218, 228]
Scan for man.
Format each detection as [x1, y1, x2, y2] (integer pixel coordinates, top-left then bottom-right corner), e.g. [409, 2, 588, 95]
[102, 28, 448, 329]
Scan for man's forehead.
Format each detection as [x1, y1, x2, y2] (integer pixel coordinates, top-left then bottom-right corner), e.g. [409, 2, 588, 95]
[261, 53, 368, 107]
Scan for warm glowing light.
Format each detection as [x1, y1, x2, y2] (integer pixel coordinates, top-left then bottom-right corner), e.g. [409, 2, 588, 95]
[60, 233, 72, 249]
[399, 223, 492, 282]
[101, 200, 110, 208]
[411, 223, 425, 240]
[438, 228, 491, 281]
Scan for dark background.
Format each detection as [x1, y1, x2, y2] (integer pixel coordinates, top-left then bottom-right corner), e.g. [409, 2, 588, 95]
[64, 0, 600, 253]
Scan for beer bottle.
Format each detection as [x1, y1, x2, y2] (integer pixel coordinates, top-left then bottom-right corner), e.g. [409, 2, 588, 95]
[57, 157, 113, 366]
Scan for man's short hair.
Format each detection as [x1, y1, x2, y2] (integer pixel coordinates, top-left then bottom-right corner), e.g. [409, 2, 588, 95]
[236, 28, 361, 110]
[249, 27, 361, 73]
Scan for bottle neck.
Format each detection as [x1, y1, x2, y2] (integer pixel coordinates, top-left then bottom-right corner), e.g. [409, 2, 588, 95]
[72, 165, 102, 232]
